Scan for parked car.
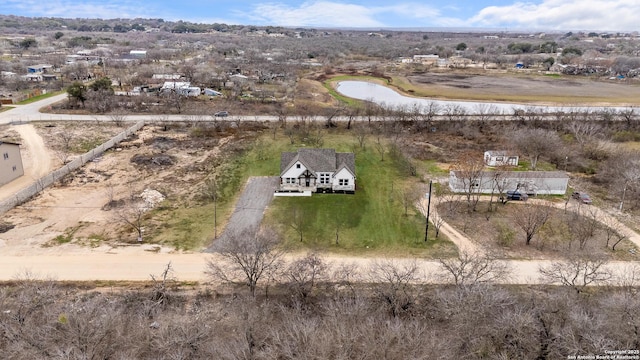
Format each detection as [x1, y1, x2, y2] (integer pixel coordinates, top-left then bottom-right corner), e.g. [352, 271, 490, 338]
[572, 191, 592, 204]
[214, 111, 228, 117]
[502, 190, 528, 202]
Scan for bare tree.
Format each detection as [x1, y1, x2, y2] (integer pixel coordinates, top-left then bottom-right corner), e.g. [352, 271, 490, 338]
[512, 205, 551, 245]
[345, 106, 361, 130]
[444, 104, 467, 122]
[434, 187, 463, 239]
[513, 128, 561, 170]
[287, 205, 309, 242]
[451, 151, 485, 212]
[487, 169, 508, 215]
[54, 130, 74, 164]
[109, 110, 127, 127]
[600, 215, 628, 251]
[437, 251, 510, 285]
[206, 227, 284, 297]
[539, 256, 611, 294]
[149, 262, 175, 309]
[473, 103, 498, 124]
[374, 134, 385, 161]
[285, 252, 328, 301]
[619, 108, 637, 130]
[114, 194, 148, 243]
[567, 121, 601, 150]
[609, 263, 640, 290]
[332, 204, 350, 245]
[398, 186, 419, 217]
[353, 123, 368, 150]
[369, 259, 421, 317]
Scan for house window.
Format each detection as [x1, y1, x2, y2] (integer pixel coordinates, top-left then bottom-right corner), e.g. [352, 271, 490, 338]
[495, 156, 504, 162]
[285, 178, 296, 184]
[339, 179, 349, 186]
[12, 166, 16, 171]
[319, 173, 330, 184]
[3, 153, 8, 160]
[296, 163, 301, 169]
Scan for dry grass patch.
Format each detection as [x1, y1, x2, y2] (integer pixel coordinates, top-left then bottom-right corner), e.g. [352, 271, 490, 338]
[441, 200, 639, 260]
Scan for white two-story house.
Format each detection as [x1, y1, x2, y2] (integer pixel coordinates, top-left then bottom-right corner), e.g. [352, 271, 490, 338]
[279, 149, 356, 194]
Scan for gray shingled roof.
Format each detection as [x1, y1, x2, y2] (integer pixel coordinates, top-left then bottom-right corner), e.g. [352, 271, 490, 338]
[336, 152, 356, 175]
[280, 149, 356, 176]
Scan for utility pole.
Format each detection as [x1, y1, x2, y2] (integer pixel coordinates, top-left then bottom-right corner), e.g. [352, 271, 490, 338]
[619, 181, 627, 212]
[425, 180, 433, 242]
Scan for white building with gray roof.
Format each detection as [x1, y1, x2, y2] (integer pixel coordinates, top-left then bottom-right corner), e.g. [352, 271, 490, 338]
[449, 170, 568, 196]
[279, 149, 356, 194]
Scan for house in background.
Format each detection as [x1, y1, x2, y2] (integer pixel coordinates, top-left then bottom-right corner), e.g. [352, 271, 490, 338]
[27, 64, 53, 74]
[0, 141, 24, 186]
[161, 81, 201, 97]
[279, 149, 356, 194]
[449, 170, 568, 195]
[129, 50, 147, 58]
[484, 150, 519, 167]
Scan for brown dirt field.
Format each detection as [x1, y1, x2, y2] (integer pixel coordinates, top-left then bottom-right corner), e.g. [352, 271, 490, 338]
[0, 122, 245, 255]
[319, 68, 640, 106]
[440, 199, 640, 261]
[400, 71, 640, 105]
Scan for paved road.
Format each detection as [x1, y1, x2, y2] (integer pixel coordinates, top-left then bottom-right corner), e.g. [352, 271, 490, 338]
[205, 176, 279, 252]
[0, 93, 69, 125]
[1, 92, 637, 125]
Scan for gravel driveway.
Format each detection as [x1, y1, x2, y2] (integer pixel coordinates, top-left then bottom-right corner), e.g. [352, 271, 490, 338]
[205, 176, 279, 252]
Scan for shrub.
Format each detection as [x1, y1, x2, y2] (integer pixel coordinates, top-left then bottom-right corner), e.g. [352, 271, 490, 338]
[496, 222, 516, 247]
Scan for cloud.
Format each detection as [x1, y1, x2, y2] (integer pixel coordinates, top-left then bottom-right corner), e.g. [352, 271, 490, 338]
[3, 0, 155, 19]
[246, 1, 443, 27]
[247, 1, 382, 27]
[470, 0, 640, 31]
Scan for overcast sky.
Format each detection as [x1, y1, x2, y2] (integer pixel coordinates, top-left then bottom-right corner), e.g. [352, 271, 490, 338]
[3, 0, 639, 31]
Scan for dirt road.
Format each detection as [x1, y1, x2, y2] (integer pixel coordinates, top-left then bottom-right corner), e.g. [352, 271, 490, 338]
[0, 124, 54, 202]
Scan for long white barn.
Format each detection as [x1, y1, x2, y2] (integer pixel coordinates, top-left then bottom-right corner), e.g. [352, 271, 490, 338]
[449, 170, 569, 195]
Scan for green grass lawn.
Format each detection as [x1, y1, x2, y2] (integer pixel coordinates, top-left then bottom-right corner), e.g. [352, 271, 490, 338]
[17, 90, 64, 104]
[260, 132, 457, 257]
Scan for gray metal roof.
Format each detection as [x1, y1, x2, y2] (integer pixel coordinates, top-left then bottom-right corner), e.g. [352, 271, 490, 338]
[451, 170, 568, 179]
[281, 149, 355, 176]
[485, 150, 516, 156]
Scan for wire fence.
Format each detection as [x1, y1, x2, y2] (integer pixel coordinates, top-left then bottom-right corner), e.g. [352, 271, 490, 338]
[0, 120, 145, 215]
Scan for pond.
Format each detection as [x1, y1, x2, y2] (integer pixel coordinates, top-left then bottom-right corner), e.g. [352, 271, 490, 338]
[335, 80, 634, 115]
